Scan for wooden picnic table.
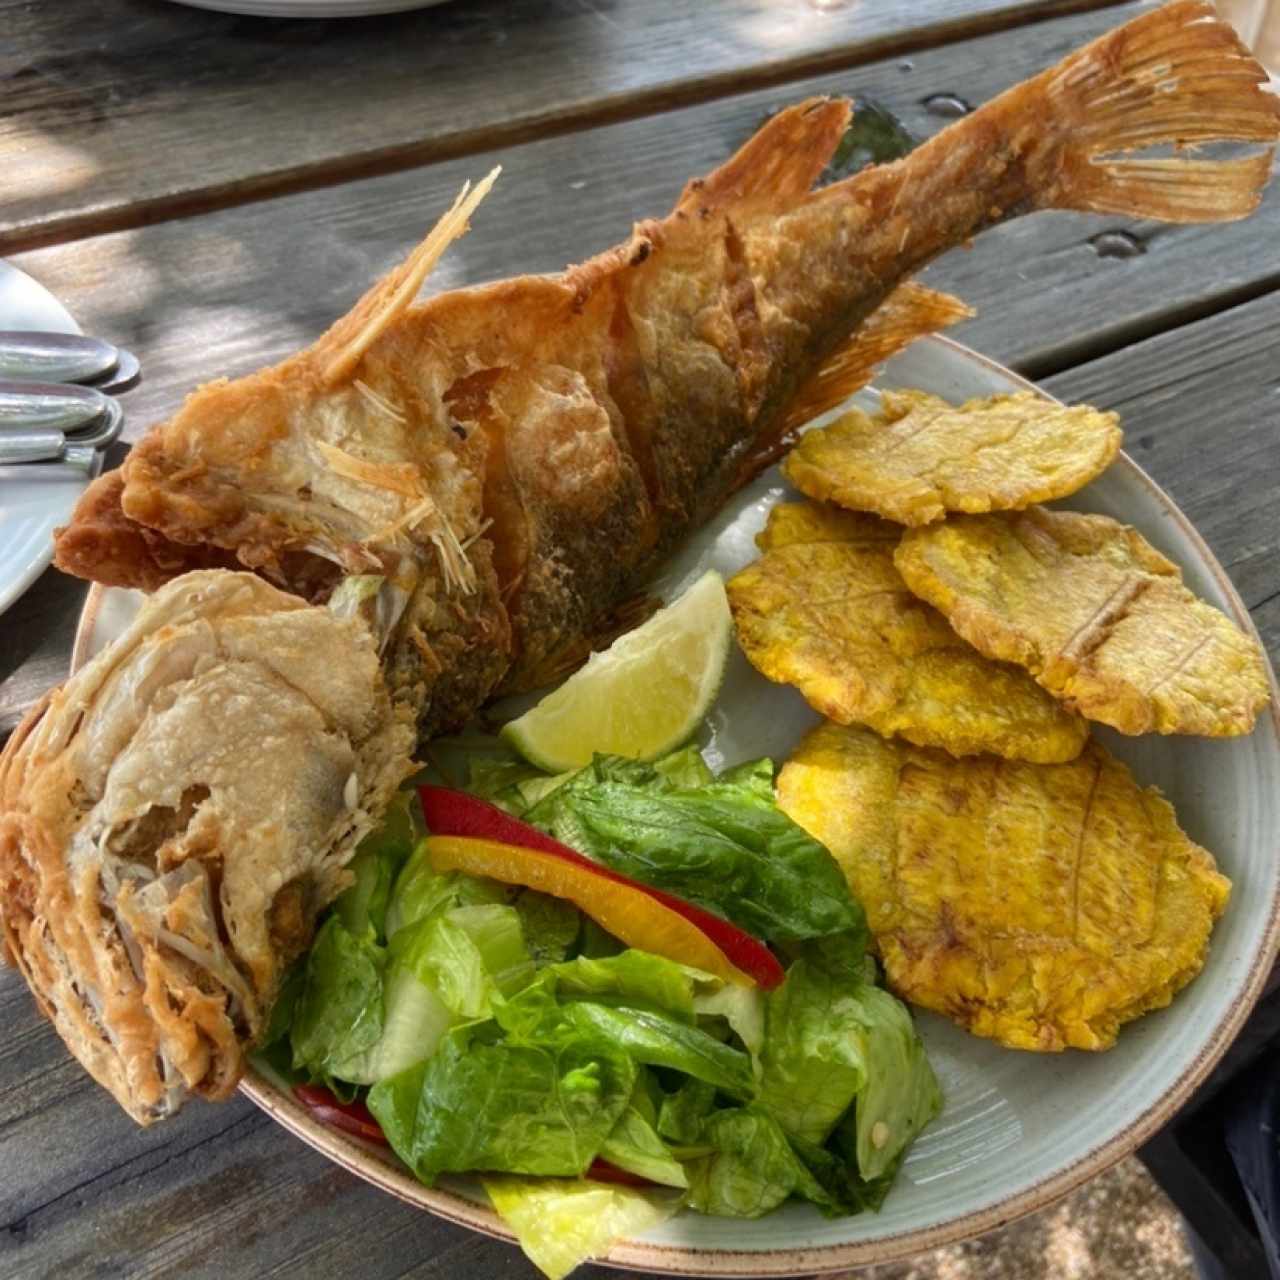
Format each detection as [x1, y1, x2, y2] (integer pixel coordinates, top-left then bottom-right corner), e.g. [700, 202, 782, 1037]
[1, 0, 1277, 1276]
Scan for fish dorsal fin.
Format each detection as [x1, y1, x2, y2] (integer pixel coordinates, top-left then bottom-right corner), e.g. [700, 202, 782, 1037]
[321, 168, 501, 388]
[734, 281, 972, 486]
[674, 98, 851, 215]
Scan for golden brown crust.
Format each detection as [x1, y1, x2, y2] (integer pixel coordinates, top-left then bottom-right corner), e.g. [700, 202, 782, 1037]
[53, 471, 240, 590]
[777, 722, 1231, 1051]
[783, 390, 1121, 526]
[895, 508, 1272, 736]
[727, 503, 1087, 762]
[0, 573, 413, 1124]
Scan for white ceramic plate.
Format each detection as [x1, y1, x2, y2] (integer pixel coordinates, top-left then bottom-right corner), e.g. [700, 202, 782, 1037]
[0, 261, 103, 617]
[74, 334, 1280, 1275]
[162, 0, 452, 17]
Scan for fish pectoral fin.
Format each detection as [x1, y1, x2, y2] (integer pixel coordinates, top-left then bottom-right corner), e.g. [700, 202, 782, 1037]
[1031, 0, 1280, 223]
[732, 281, 972, 485]
[782, 282, 973, 435]
[319, 168, 502, 387]
[674, 97, 852, 215]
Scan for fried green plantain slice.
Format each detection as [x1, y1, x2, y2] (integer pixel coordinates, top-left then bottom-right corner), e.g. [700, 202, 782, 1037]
[726, 503, 1087, 762]
[776, 721, 1230, 1052]
[783, 390, 1121, 526]
[895, 507, 1272, 736]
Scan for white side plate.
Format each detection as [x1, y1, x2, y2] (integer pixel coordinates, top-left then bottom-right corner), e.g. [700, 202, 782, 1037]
[0, 261, 103, 617]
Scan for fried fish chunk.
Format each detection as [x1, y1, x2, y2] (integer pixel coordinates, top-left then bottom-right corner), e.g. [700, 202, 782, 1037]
[726, 503, 1088, 762]
[895, 507, 1272, 736]
[776, 721, 1230, 1051]
[782, 390, 1122, 526]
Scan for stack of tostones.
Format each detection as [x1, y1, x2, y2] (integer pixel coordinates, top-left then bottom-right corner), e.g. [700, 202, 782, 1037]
[776, 722, 1231, 1052]
[726, 503, 1088, 762]
[736, 385, 1271, 1052]
[782, 390, 1121, 526]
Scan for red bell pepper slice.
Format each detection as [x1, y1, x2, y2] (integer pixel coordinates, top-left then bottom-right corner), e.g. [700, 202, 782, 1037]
[293, 1083, 388, 1146]
[419, 785, 784, 990]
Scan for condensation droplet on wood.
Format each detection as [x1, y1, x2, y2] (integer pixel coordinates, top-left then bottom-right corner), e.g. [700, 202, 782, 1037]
[922, 93, 972, 118]
[1090, 230, 1146, 259]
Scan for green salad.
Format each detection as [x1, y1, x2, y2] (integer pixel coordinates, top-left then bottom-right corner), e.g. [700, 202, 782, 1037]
[258, 744, 941, 1279]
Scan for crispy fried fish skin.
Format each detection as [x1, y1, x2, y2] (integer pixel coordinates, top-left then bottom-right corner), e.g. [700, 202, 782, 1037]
[895, 508, 1272, 736]
[727, 504, 1088, 762]
[783, 390, 1121, 526]
[776, 722, 1231, 1052]
[0, 573, 414, 1123]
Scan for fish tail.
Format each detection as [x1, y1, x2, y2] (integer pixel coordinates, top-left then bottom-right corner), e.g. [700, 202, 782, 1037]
[1027, 0, 1280, 222]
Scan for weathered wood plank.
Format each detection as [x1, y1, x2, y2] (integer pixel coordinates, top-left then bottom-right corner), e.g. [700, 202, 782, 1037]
[2, 0, 1277, 738]
[0, 0, 1125, 252]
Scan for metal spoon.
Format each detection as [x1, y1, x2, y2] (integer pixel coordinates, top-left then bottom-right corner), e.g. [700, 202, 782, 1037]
[0, 331, 119, 384]
[0, 393, 123, 465]
[0, 380, 121, 436]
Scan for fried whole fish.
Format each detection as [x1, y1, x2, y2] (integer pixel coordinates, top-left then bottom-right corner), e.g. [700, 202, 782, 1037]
[782, 390, 1122, 526]
[53, 0, 1280, 742]
[5, 0, 1279, 1123]
[0, 573, 413, 1123]
[776, 721, 1231, 1052]
[726, 503, 1088, 760]
[895, 508, 1273, 736]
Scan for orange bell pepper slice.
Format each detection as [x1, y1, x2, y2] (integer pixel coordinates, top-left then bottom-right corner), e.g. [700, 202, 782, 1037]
[424, 835, 757, 987]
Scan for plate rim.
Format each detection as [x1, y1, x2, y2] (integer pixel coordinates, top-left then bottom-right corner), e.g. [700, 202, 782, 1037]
[69, 331, 1280, 1276]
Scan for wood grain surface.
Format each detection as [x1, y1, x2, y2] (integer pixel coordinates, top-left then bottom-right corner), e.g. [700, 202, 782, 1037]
[3, 0, 1277, 738]
[0, 0, 1128, 253]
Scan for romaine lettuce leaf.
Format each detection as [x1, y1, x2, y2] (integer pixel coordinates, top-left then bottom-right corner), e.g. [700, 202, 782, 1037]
[685, 1106, 837, 1219]
[692, 981, 766, 1059]
[757, 932, 940, 1163]
[511, 888, 581, 967]
[483, 1175, 682, 1280]
[333, 790, 417, 942]
[367, 1026, 635, 1183]
[466, 747, 573, 816]
[395, 903, 531, 1019]
[652, 745, 714, 789]
[656, 1077, 718, 1144]
[384, 837, 507, 939]
[526, 760, 862, 942]
[551, 951, 696, 1020]
[290, 917, 386, 1091]
[564, 1002, 754, 1100]
[599, 1079, 689, 1188]
[834, 984, 942, 1183]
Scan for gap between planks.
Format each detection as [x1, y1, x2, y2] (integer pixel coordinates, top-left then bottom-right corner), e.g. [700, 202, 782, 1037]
[1017, 269, 1280, 383]
[4, 0, 1133, 258]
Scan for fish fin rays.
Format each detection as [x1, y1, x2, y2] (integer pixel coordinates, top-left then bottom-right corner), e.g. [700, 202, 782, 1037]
[731, 281, 972, 487]
[781, 282, 973, 437]
[674, 98, 852, 215]
[1033, 0, 1280, 222]
[319, 168, 501, 387]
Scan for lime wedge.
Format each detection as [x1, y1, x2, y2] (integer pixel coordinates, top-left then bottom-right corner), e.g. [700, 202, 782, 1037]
[502, 570, 732, 772]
